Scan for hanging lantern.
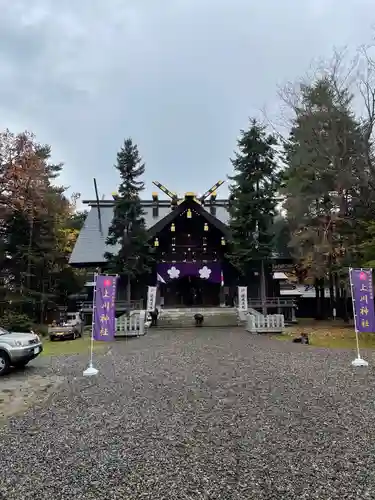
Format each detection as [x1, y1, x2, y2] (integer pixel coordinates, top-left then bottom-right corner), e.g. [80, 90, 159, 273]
[154, 238, 159, 247]
[204, 223, 209, 231]
[221, 237, 226, 246]
[187, 209, 192, 219]
[171, 223, 175, 232]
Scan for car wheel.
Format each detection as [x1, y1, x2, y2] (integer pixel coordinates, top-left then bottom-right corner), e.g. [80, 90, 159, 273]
[49, 336, 55, 341]
[0, 350, 10, 376]
[73, 331, 78, 340]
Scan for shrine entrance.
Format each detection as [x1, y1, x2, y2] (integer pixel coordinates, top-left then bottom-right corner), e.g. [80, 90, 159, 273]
[160, 276, 220, 307]
[156, 262, 222, 307]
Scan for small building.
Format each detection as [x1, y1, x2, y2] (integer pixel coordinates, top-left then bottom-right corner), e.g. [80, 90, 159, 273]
[69, 183, 294, 314]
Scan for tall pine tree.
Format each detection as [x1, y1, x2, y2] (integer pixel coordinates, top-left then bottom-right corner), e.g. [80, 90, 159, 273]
[282, 78, 370, 319]
[105, 138, 152, 302]
[228, 120, 279, 312]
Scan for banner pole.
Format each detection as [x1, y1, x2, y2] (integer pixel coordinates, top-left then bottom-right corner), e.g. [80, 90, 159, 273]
[349, 267, 369, 367]
[83, 272, 99, 376]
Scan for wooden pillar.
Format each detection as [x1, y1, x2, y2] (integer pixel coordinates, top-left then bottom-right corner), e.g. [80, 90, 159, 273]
[260, 260, 267, 315]
[126, 275, 131, 303]
[220, 286, 225, 307]
[291, 304, 297, 323]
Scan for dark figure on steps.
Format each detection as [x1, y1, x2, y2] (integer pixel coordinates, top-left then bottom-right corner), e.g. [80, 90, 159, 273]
[149, 308, 159, 327]
[194, 313, 204, 327]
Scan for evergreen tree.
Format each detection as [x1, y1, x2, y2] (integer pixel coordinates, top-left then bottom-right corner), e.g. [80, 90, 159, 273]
[228, 119, 279, 305]
[282, 78, 370, 319]
[105, 138, 152, 300]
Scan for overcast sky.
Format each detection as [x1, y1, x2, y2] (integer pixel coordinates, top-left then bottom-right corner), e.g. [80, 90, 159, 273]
[0, 0, 374, 201]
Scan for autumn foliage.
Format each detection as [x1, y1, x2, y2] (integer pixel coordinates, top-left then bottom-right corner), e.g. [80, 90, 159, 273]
[0, 129, 85, 325]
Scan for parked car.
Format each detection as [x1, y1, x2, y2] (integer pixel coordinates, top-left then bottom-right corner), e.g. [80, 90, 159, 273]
[0, 327, 43, 376]
[48, 311, 84, 341]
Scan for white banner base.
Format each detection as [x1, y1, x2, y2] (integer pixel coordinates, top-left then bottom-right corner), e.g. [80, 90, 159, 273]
[83, 363, 99, 376]
[351, 357, 368, 367]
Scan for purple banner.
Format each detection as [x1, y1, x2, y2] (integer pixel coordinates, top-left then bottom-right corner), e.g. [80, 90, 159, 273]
[157, 262, 222, 284]
[350, 268, 375, 333]
[93, 275, 117, 341]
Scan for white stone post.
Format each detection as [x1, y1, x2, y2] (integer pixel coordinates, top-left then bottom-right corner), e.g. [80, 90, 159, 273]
[237, 286, 248, 322]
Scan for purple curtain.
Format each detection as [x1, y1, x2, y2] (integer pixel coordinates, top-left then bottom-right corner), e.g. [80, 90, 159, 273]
[157, 262, 221, 283]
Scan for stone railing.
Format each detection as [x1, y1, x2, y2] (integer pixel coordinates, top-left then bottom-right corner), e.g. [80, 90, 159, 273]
[247, 297, 294, 308]
[246, 314, 285, 334]
[115, 310, 150, 337]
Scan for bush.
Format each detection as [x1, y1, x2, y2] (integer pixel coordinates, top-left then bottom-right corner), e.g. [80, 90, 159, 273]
[0, 311, 34, 332]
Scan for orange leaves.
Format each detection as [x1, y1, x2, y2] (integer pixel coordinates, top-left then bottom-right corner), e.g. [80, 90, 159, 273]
[0, 129, 52, 216]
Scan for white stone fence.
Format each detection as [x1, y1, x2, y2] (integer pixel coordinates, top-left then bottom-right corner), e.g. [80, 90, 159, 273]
[246, 314, 285, 334]
[115, 310, 150, 337]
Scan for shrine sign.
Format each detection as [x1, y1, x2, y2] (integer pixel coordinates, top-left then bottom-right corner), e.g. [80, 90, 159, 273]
[350, 268, 375, 333]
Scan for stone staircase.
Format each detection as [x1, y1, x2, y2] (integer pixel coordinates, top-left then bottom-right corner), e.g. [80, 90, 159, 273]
[237, 307, 263, 324]
[155, 307, 239, 329]
[248, 307, 262, 316]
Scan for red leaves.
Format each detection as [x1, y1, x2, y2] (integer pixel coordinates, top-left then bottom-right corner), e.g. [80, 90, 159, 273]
[0, 129, 52, 216]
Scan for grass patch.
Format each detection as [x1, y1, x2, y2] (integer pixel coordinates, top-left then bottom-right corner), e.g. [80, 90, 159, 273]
[276, 320, 375, 349]
[41, 335, 110, 357]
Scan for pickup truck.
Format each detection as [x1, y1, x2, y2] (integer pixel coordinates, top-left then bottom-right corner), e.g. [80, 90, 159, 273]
[48, 311, 84, 341]
[0, 327, 43, 376]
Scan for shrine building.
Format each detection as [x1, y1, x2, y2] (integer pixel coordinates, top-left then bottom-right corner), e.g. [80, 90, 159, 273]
[69, 180, 294, 317]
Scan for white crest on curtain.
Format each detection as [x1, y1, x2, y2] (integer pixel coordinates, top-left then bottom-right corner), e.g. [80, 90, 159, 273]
[199, 266, 211, 279]
[167, 266, 180, 279]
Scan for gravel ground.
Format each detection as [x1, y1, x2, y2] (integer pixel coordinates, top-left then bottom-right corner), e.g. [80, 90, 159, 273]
[0, 359, 64, 421]
[1, 328, 375, 500]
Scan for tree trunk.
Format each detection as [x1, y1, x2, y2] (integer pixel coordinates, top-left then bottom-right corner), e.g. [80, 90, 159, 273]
[315, 278, 325, 319]
[40, 280, 45, 324]
[334, 273, 341, 319]
[342, 286, 349, 323]
[329, 270, 335, 319]
[24, 210, 34, 316]
[319, 281, 326, 319]
[27, 213, 34, 292]
[126, 275, 131, 304]
[315, 278, 321, 319]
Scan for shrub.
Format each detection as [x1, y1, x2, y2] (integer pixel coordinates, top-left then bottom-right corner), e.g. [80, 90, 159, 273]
[0, 311, 33, 332]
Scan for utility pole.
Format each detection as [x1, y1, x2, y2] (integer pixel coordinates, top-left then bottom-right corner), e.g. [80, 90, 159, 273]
[260, 259, 267, 316]
[123, 217, 132, 304]
[254, 220, 267, 315]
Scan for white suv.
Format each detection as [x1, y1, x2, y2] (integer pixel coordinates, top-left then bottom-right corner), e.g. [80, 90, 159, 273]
[0, 327, 43, 376]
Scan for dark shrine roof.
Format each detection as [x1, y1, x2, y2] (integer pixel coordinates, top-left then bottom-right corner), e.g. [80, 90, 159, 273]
[69, 198, 231, 266]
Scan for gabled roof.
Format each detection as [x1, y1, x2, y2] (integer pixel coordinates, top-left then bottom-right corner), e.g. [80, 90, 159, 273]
[147, 199, 231, 238]
[69, 199, 230, 266]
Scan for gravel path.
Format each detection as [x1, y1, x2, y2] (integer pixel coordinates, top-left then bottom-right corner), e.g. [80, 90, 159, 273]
[0, 357, 64, 422]
[1, 328, 375, 499]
